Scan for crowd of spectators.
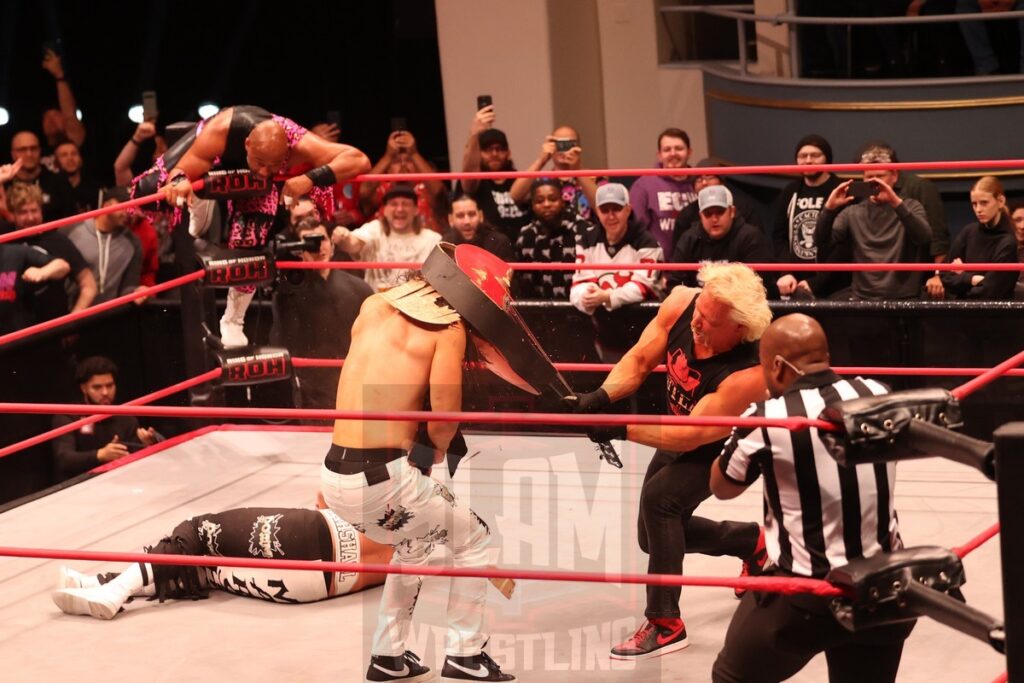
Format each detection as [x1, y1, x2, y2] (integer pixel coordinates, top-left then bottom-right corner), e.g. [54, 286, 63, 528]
[1, 47, 1024, 490]
[3, 51, 1022, 342]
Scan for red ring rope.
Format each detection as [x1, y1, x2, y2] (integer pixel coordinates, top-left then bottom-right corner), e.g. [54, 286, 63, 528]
[6, 358, 1009, 464]
[0, 545, 849, 597]
[0, 270, 205, 348]
[0, 180, 205, 246]
[952, 522, 1001, 559]
[0, 403, 838, 431]
[276, 261, 1024, 272]
[2, 158, 1022, 248]
[292, 357, 1024, 378]
[354, 158, 1024, 184]
[951, 347, 1024, 401]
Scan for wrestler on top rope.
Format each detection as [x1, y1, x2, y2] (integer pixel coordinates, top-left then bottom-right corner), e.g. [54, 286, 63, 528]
[567, 261, 771, 661]
[130, 105, 370, 347]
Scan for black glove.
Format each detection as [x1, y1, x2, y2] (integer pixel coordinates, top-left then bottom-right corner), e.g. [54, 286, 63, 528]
[586, 424, 626, 444]
[407, 441, 435, 475]
[446, 429, 469, 478]
[412, 422, 470, 478]
[564, 388, 611, 414]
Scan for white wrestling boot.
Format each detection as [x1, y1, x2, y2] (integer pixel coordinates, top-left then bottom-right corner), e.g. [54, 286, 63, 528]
[219, 287, 254, 348]
[56, 566, 101, 590]
[187, 198, 217, 238]
[52, 563, 154, 620]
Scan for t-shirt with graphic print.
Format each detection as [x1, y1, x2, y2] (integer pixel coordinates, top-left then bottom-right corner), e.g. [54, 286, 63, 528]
[350, 218, 441, 292]
[773, 175, 842, 267]
[772, 174, 850, 296]
[629, 174, 697, 256]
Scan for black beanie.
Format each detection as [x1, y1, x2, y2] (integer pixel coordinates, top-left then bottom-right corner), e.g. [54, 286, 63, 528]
[794, 134, 833, 164]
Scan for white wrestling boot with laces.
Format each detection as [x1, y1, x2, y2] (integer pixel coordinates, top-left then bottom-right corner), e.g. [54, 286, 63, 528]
[52, 563, 154, 620]
[56, 566, 101, 590]
[219, 287, 254, 348]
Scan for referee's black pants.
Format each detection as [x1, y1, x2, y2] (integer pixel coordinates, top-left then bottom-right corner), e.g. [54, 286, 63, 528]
[712, 586, 916, 683]
[638, 449, 761, 620]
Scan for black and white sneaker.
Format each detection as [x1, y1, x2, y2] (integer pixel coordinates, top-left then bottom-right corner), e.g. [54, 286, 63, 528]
[440, 650, 516, 682]
[365, 651, 432, 683]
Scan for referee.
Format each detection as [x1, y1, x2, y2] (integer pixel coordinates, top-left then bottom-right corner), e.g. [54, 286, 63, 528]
[709, 313, 916, 683]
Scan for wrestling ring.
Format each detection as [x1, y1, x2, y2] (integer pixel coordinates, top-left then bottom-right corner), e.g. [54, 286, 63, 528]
[0, 159, 1020, 683]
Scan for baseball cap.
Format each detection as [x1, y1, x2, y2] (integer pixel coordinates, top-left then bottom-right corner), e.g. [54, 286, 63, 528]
[478, 128, 509, 150]
[697, 185, 734, 212]
[382, 183, 417, 204]
[99, 186, 130, 204]
[595, 183, 629, 207]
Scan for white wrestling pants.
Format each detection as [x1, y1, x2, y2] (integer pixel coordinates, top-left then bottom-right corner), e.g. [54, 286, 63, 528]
[321, 457, 492, 658]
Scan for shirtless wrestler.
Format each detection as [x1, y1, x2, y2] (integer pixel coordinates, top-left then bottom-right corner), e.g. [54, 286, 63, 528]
[321, 275, 515, 683]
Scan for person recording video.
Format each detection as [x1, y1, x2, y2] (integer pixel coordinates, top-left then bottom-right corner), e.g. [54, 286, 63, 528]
[51, 356, 162, 482]
[270, 215, 373, 410]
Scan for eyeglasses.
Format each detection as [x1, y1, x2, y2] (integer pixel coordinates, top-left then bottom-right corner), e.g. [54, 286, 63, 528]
[12, 145, 40, 153]
[775, 354, 805, 376]
[796, 152, 824, 161]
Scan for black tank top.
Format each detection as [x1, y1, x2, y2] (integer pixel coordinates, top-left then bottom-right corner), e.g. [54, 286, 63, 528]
[221, 105, 272, 168]
[158, 105, 272, 174]
[665, 295, 759, 459]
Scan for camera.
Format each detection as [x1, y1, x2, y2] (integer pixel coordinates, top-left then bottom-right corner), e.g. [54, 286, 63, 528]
[271, 233, 326, 287]
[273, 233, 324, 260]
[554, 138, 578, 153]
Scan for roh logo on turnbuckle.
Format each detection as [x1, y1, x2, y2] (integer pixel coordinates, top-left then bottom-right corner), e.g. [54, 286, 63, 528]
[218, 348, 293, 386]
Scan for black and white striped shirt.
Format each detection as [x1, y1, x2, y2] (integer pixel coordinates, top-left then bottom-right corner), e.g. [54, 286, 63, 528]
[718, 370, 901, 578]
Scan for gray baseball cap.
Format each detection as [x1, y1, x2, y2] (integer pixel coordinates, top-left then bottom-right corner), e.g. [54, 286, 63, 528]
[697, 185, 733, 212]
[595, 183, 630, 207]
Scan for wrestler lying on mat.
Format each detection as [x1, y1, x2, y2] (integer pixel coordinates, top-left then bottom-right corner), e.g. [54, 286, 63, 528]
[51, 499, 392, 620]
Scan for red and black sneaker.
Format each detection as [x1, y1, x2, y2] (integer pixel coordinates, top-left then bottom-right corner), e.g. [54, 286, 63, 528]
[735, 526, 768, 599]
[609, 617, 689, 661]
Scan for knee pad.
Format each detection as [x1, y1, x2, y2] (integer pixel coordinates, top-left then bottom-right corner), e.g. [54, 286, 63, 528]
[146, 518, 209, 602]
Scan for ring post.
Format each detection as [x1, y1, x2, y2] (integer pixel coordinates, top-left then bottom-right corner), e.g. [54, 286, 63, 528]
[994, 422, 1024, 679]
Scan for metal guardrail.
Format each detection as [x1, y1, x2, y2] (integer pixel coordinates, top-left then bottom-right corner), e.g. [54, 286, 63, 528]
[659, 3, 1024, 77]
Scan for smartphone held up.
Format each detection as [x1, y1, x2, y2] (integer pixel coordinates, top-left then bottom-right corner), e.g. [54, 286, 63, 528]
[847, 180, 881, 199]
[142, 91, 158, 121]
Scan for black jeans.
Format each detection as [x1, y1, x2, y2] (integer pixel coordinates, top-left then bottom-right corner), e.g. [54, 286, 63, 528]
[639, 449, 761, 619]
[712, 584, 916, 683]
